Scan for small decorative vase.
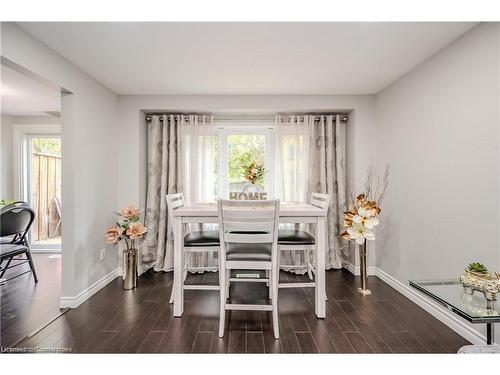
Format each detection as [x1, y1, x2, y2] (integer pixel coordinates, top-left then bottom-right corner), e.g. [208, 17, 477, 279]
[123, 247, 138, 290]
[358, 242, 371, 295]
[242, 182, 260, 194]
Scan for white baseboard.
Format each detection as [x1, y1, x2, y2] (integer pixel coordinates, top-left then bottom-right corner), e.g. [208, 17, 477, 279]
[31, 248, 61, 254]
[374, 267, 486, 345]
[342, 262, 376, 276]
[59, 268, 120, 309]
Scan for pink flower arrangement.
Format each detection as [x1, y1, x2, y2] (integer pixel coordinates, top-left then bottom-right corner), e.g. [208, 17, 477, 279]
[120, 206, 140, 219]
[105, 205, 148, 250]
[105, 225, 122, 244]
[126, 222, 148, 239]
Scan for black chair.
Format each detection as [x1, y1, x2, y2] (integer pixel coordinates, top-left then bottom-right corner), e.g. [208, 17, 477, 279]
[0, 203, 38, 284]
[0, 201, 30, 213]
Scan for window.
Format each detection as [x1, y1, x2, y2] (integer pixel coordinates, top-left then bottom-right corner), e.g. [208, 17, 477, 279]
[183, 122, 309, 202]
[227, 134, 266, 191]
[218, 126, 275, 199]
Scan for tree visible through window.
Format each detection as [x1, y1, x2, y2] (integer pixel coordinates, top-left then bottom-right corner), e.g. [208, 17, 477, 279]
[227, 134, 266, 192]
[32, 138, 61, 157]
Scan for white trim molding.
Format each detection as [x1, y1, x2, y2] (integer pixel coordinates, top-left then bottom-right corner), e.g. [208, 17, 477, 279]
[375, 267, 486, 345]
[342, 262, 376, 276]
[30, 248, 61, 254]
[59, 268, 120, 309]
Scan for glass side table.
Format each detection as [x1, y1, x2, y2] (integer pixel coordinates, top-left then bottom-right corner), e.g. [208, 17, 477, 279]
[410, 279, 500, 345]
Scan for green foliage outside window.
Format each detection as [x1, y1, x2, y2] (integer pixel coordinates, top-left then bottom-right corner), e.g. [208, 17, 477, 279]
[227, 135, 266, 187]
[32, 138, 61, 157]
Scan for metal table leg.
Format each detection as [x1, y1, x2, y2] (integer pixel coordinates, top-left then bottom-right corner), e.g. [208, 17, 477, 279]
[486, 323, 494, 345]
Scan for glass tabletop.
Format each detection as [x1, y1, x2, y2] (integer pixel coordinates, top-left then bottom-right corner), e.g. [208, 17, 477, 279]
[409, 279, 500, 323]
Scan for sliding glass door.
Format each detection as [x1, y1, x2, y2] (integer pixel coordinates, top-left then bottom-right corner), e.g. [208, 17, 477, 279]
[27, 135, 62, 250]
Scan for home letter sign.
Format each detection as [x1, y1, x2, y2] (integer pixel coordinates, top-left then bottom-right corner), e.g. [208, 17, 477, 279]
[229, 192, 268, 200]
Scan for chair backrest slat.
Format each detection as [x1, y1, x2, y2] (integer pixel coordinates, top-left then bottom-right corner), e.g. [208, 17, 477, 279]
[218, 199, 280, 262]
[223, 222, 273, 233]
[221, 208, 276, 221]
[166, 192, 185, 224]
[310, 193, 330, 210]
[224, 233, 274, 243]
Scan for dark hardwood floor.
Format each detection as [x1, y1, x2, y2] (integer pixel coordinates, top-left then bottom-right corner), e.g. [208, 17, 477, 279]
[1, 253, 64, 347]
[8, 268, 469, 353]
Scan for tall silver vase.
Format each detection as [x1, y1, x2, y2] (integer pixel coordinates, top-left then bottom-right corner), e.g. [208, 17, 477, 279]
[123, 248, 138, 290]
[358, 242, 371, 295]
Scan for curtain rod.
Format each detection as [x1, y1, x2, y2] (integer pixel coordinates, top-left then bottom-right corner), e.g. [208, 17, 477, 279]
[145, 114, 212, 121]
[277, 114, 349, 123]
[146, 113, 349, 123]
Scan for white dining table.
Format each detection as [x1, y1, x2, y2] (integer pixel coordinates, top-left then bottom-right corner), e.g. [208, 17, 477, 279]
[171, 202, 328, 319]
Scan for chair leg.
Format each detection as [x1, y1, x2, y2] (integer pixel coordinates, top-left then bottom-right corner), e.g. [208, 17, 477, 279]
[169, 282, 175, 304]
[225, 269, 230, 296]
[306, 250, 313, 280]
[0, 257, 13, 279]
[271, 265, 279, 339]
[26, 250, 38, 283]
[170, 255, 187, 304]
[183, 254, 188, 282]
[268, 271, 272, 300]
[218, 264, 227, 338]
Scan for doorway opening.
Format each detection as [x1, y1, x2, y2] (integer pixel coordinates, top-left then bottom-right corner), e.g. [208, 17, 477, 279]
[1, 61, 66, 347]
[28, 135, 62, 250]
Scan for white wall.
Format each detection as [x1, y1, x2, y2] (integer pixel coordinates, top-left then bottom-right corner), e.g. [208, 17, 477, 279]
[0, 115, 60, 200]
[116, 95, 377, 268]
[1, 23, 119, 302]
[1, 115, 13, 199]
[376, 23, 500, 342]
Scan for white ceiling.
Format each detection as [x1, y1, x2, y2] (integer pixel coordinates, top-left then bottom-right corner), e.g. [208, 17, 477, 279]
[19, 22, 476, 95]
[1, 64, 60, 117]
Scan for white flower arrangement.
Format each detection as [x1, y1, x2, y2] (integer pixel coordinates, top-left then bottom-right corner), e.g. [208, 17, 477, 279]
[341, 163, 389, 245]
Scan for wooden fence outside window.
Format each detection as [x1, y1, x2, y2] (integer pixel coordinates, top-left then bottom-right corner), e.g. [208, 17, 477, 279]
[31, 152, 62, 242]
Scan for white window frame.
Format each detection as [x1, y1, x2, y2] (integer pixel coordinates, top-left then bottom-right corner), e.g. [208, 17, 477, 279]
[12, 124, 61, 251]
[216, 123, 276, 199]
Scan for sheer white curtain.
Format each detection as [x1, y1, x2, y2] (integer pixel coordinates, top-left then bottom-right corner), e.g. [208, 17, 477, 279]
[181, 115, 218, 204]
[275, 115, 313, 273]
[181, 115, 218, 272]
[275, 114, 346, 273]
[275, 115, 311, 202]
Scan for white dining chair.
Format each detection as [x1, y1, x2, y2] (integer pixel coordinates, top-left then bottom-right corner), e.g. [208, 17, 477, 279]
[166, 193, 220, 304]
[278, 193, 330, 296]
[217, 199, 280, 339]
